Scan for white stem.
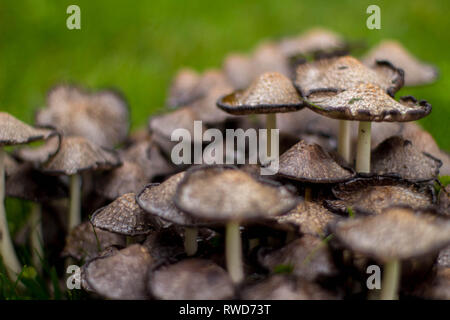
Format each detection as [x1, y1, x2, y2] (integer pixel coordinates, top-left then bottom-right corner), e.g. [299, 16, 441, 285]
[356, 121, 372, 173]
[184, 227, 198, 256]
[266, 114, 276, 158]
[69, 174, 81, 231]
[226, 221, 244, 284]
[30, 203, 43, 273]
[0, 148, 22, 279]
[380, 259, 401, 300]
[338, 120, 351, 163]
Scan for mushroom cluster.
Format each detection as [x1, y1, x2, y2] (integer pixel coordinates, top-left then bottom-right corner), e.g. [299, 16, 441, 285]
[1, 28, 449, 300]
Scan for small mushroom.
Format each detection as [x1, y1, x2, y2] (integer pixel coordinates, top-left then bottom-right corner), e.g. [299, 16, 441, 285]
[251, 42, 290, 78]
[223, 53, 254, 90]
[166, 68, 201, 107]
[149, 259, 234, 300]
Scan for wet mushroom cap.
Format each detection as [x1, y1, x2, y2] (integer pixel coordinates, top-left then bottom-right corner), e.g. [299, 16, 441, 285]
[371, 136, 442, 182]
[305, 83, 431, 122]
[217, 72, 304, 115]
[175, 165, 298, 222]
[149, 259, 234, 300]
[278, 140, 355, 183]
[332, 207, 450, 262]
[84, 244, 152, 300]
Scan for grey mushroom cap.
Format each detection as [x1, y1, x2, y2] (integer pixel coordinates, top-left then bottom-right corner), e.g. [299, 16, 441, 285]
[42, 136, 121, 176]
[175, 165, 299, 223]
[91, 193, 160, 236]
[332, 206, 450, 262]
[278, 140, 355, 183]
[371, 136, 442, 182]
[0, 112, 57, 146]
[149, 259, 235, 300]
[217, 72, 304, 115]
[14, 134, 61, 165]
[167, 68, 201, 107]
[36, 85, 129, 148]
[305, 84, 431, 122]
[142, 227, 185, 265]
[84, 244, 153, 300]
[223, 53, 254, 90]
[251, 42, 290, 78]
[438, 185, 450, 216]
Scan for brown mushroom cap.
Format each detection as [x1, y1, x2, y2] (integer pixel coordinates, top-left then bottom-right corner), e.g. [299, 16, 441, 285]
[371, 136, 442, 182]
[278, 140, 355, 183]
[0, 112, 57, 146]
[175, 165, 298, 222]
[149, 259, 234, 300]
[142, 227, 185, 264]
[167, 68, 201, 107]
[14, 134, 61, 164]
[305, 84, 431, 122]
[42, 136, 121, 176]
[217, 72, 304, 115]
[439, 185, 450, 216]
[83, 244, 153, 300]
[223, 53, 254, 90]
[251, 42, 290, 78]
[362, 40, 438, 86]
[332, 206, 450, 262]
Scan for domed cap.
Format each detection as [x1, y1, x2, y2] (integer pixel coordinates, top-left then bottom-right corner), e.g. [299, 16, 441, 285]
[332, 207, 450, 262]
[223, 53, 254, 90]
[305, 83, 431, 122]
[294, 56, 404, 97]
[167, 68, 201, 107]
[42, 136, 121, 175]
[251, 42, 290, 78]
[278, 140, 355, 183]
[371, 136, 442, 182]
[362, 40, 438, 86]
[149, 259, 234, 300]
[83, 244, 153, 300]
[217, 72, 304, 115]
[174, 165, 298, 222]
[0, 112, 57, 146]
[36, 85, 129, 148]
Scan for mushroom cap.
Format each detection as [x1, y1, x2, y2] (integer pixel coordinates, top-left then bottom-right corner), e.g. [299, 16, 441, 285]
[332, 206, 450, 262]
[91, 193, 160, 236]
[36, 85, 129, 148]
[14, 134, 61, 164]
[137, 172, 208, 227]
[278, 140, 355, 183]
[167, 68, 201, 107]
[251, 42, 290, 78]
[42, 136, 121, 175]
[223, 53, 254, 90]
[142, 227, 185, 264]
[305, 83, 431, 122]
[174, 165, 298, 222]
[362, 40, 438, 86]
[325, 176, 435, 215]
[371, 136, 442, 182]
[84, 244, 153, 300]
[438, 186, 450, 216]
[0, 112, 57, 146]
[295, 56, 404, 97]
[149, 259, 234, 300]
[217, 72, 304, 115]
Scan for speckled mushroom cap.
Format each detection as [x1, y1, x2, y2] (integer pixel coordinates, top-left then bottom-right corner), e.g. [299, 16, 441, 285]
[278, 140, 355, 183]
[91, 193, 160, 236]
[294, 56, 404, 97]
[217, 72, 304, 115]
[305, 84, 431, 122]
[14, 134, 61, 164]
[371, 136, 442, 182]
[439, 185, 450, 216]
[149, 259, 235, 300]
[0, 112, 57, 146]
[223, 53, 254, 90]
[137, 172, 208, 227]
[42, 136, 121, 176]
[332, 206, 450, 262]
[362, 40, 438, 86]
[167, 68, 201, 107]
[83, 244, 153, 300]
[96, 161, 148, 200]
[36, 85, 129, 149]
[325, 176, 435, 216]
[174, 165, 298, 223]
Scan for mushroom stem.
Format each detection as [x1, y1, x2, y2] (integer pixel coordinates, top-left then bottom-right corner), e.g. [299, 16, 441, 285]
[266, 114, 276, 158]
[304, 187, 312, 202]
[338, 120, 351, 163]
[380, 259, 401, 300]
[225, 220, 244, 284]
[0, 148, 22, 279]
[184, 227, 198, 256]
[355, 121, 372, 173]
[30, 203, 43, 272]
[69, 174, 81, 231]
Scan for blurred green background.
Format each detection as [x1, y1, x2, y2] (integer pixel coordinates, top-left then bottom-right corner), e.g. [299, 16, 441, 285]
[0, 0, 449, 149]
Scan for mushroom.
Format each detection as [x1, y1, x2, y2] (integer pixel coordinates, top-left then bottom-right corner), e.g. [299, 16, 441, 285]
[0, 112, 57, 278]
[42, 136, 121, 231]
[174, 165, 298, 283]
[148, 259, 234, 300]
[438, 185, 449, 216]
[223, 53, 254, 90]
[166, 68, 201, 107]
[251, 42, 290, 78]
[332, 206, 450, 299]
